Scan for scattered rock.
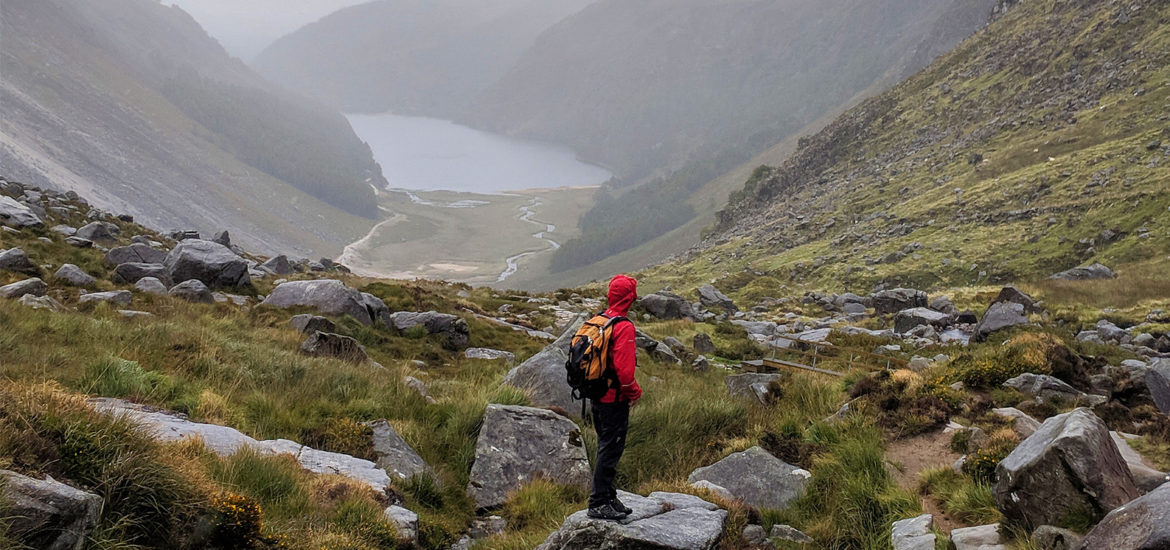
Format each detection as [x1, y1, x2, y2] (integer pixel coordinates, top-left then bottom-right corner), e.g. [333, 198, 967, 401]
[501, 315, 585, 416]
[112, 262, 171, 286]
[53, 264, 96, 287]
[168, 279, 214, 303]
[1110, 431, 1170, 492]
[290, 314, 337, 335]
[742, 524, 767, 546]
[20, 294, 67, 312]
[258, 254, 294, 275]
[211, 230, 231, 247]
[105, 243, 167, 265]
[389, 311, 470, 349]
[725, 373, 783, 405]
[993, 408, 1140, 529]
[652, 342, 682, 365]
[1075, 483, 1170, 550]
[894, 307, 953, 334]
[692, 355, 710, 371]
[134, 277, 169, 295]
[991, 407, 1041, 439]
[0, 247, 39, 275]
[0, 469, 103, 550]
[872, 288, 928, 315]
[75, 221, 119, 243]
[973, 302, 1030, 342]
[366, 419, 433, 482]
[1049, 263, 1117, 281]
[697, 284, 737, 312]
[164, 239, 251, 289]
[465, 347, 516, 364]
[994, 286, 1039, 313]
[467, 404, 591, 509]
[359, 292, 392, 328]
[469, 516, 507, 539]
[1031, 526, 1081, 550]
[641, 291, 697, 320]
[1145, 361, 1170, 415]
[300, 332, 368, 363]
[694, 332, 716, 354]
[79, 290, 132, 305]
[892, 514, 936, 550]
[951, 523, 1007, 550]
[64, 237, 93, 248]
[686, 446, 809, 510]
[261, 280, 373, 325]
[0, 196, 43, 228]
[383, 505, 418, 543]
[770, 524, 813, 544]
[1003, 373, 1105, 405]
[535, 491, 727, 550]
[1, 277, 47, 299]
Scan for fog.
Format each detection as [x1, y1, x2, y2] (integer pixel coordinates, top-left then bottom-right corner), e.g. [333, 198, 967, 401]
[164, 0, 369, 61]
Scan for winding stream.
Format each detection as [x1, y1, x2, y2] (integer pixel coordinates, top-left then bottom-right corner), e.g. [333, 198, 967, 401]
[497, 197, 560, 282]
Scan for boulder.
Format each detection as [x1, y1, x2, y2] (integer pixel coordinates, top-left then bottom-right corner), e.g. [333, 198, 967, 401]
[770, 524, 813, 544]
[892, 514, 936, 550]
[465, 348, 516, 364]
[211, 230, 231, 247]
[1147, 361, 1170, 415]
[725, 373, 783, 405]
[168, 279, 214, 303]
[929, 296, 957, 315]
[134, 277, 169, 295]
[991, 407, 1042, 439]
[53, 264, 96, 287]
[1049, 263, 1117, 281]
[1031, 526, 1081, 550]
[1095, 320, 1127, 343]
[1, 277, 47, 299]
[300, 332, 368, 363]
[0, 247, 38, 275]
[261, 280, 373, 325]
[686, 446, 809, 510]
[75, 221, 118, 243]
[1075, 483, 1170, 550]
[973, 302, 1030, 342]
[366, 419, 433, 482]
[652, 343, 682, 365]
[1003, 373, 1105, 405]
[467, 404, 591, 509]
[0, 196, 43, 228]
[500, 315, 585, 416]
[0, 470, 102, 550]
[1110, 432, 1169, 492]
[641, 291, 696, 320]
[697, 284, 737, 312]
[64, 237, 93, 248]
[112, 262, 171, 286]
[389, 311, 470, 349]
[993, 408, 1140, 529]
[383, 505, 418, 543]
[20, 294, 67, 312]
[872, 288, 928, 315]
[894, 307, 953, 334]
[79, 290, 132, 305]
[105, 243, 167, 265]
[290, 314, 337, 335]
[731, 320, 779, 337]
[993, 286, 1039, 313]
[163, 239, 250, 289]
[694, 332, 716, 354]
[359, 292, 392, 328]
[536, 491, 727, 550]
[951, 523, 1007, 550]
[51, 225, 77, 236]
[258, 254, 294, 275]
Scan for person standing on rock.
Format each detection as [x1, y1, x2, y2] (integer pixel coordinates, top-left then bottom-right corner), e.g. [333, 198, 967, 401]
[587, 274, 643, 520]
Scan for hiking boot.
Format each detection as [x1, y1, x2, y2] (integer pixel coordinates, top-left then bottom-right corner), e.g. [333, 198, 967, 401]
[586, 502, 628, 521]
[612, 495, 633, 515]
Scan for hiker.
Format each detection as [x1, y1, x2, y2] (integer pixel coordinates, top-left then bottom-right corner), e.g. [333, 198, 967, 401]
[586, 274, 642, 520]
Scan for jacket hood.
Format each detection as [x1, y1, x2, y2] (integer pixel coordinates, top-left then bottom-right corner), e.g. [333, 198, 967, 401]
[606, 274, 638, 316]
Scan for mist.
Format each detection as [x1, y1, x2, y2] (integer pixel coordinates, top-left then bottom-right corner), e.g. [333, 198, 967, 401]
[163, 0, 369, 61]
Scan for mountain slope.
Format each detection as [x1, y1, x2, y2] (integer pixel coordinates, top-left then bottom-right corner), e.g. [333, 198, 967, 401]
[0, 0, 385, 256]
[654, 0, 1170, 295]
[252, 0, 595, 117]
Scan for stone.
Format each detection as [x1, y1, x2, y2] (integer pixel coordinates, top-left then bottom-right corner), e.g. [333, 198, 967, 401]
[1148, 361, 1170, 415]
[390, 311, 470, 349]
[652, 342, 682, 364]
[725, 373, 783, 405]
[301, 332, 368, 363]
[366, 419, 433, 482]
[258, 254, 294, 275]
[168, 279, 214, 303]
[118, 310, 153, 319]
[1003, 373, 1104, 405]
[467, 404, 591, 509]
[1, 277, 47, 299]
[290, 314, 337, 334]
[1032, 526, 1081, 550]
[535, 491, 727, 550]
[0, 247, 38, 275]
[993, 286, 1039, 312]
[403, 376, 429, 400]
[0, 196, 43, 228]
[64, 237, 93, 248]
[1075, 483, 1170, 550]
[648, 491, 720, 511]
[112, 262, 171, 286]
[501, 315, 586, 416]
[872, 288, 928, 315]
[164, 239, 250, 289]
[105, 243, 167, 265]
[991, 407, 1042, 439]
[134, 277, 169, 295]
[465, 347, 516, 364]
[694, 332, 716, 354]
[383, 505, 418, 542]
[973, 302, 1030, 342]
[75, 221, 118, 243]
[19, 294, 67, 312]
[469, 515, 507, 539]
[211, 230, 231, 247]
[79, 290, 132, 305]
[51, 224, 77, 236]
[692, 355, 710, 371]
[53, 264, 96, 287]
[697, 284, 737, 312]
[640, 291, 696, 320]
[894, 307, 953, 334]
[742, 524, 766, 545]
[1110, 431, 1169, 492]
[993, 408, 1140, 530]
[891, 514, 936, 550]
[951, 523, 1007, 550]
[359, 292, 392, 328]
[1050, 263, 1117, 281]
[731, 320, 779, 337]
[689, 480, 733, 500]
[1095, 320, 1127, 343]
[929, 296, 957, 315]
[686, 446, 809, 510]
[770, 524, 813, 544]
[262, 280, 373, 325]
[0, 469, 103, 550]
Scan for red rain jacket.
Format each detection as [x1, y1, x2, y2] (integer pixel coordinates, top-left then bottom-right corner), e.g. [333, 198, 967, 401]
[600, 274, 642, 403]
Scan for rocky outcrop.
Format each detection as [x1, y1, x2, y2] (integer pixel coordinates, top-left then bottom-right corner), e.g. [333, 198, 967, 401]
[0, 277, 47, 299]
[973, 302, 1030, 342]
[641, 291, 697, 320]
[300, 331, 369, 363]
[467, 404, 591, 509]
[686, 446, 809, 510]
[169, 280, 214, 303]
[500, 315, 584, 416]
[53, 264, 96, 287]
[163, 239, 251, 289]
[366, 419, 433, 482]
[1049, 263, 1117, 281]
[892, 514, 936, 550]
[697, 284, 737, 312]
[536, 490, 727, 550]
[261, 280, 373, 325]
[993, 408, 1140, 529]
[872, 288, 928, 315]
[0, 470, 103, 550]
[388, 311, 470, 349]
[105, 243, 167, 266]
[1076, 483, 1170, 550]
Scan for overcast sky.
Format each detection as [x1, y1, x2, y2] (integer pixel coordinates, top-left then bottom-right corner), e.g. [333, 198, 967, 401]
[165, 0, 370, 61]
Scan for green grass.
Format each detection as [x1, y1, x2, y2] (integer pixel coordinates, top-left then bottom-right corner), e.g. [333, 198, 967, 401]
[918, 467, 1003, 525]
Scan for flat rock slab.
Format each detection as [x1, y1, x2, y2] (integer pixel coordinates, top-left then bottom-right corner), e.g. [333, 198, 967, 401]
[892, 514, 936, 550]
[687, 446, 809, 510]
[537, 491, 727, 550]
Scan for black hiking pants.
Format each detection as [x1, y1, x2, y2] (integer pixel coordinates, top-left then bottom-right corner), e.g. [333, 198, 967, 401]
[589, 399, 630, 509]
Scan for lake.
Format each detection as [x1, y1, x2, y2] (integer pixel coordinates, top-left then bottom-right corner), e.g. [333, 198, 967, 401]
[346, 113, 612, 193]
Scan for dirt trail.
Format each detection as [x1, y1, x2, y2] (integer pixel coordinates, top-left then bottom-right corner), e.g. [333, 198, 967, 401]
[886, 430, 964, 534]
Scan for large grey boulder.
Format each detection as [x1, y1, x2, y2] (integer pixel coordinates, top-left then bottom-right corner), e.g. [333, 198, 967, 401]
[0, 277, 47, 299]
[993, 408, 1140, 529]
[725, 373, 784, 405]
[0, 196, 43, 228]
[892, 514, 936, 550]
[894, 307, 954, 334]
[53, 264, 96, 287]
[134, 277, 169, 295]
[872, 288, 928, 315]
[300, 331, 368, 363]
[112, 262, 171, 286]
[1050, 263, 1117, 281]
[105, 243, 167, 265]
[163, 239, 250, 289]
[641, 291, 696, 320]
[697, 284, 737, 312]
[389, 311, 470, 349]
[687, 446, 810, 510]
[1003, 373, 1105, 405]
[259, 254, 294, 275]
[169, 279, 214, 303]
[261, 280, 373, 325]
[366, 419, 433, 482]
[290, 314, 337, 335]
[79, 290, 132, 305]
[500, 315, 585, 416]
[75, 221, 119, 244]
[1147, 360, 1170, 415]
[993, 286, 1039, 313]
[1076, 483, 1170, 550]
[536, 491, 727, 550]
[973, 302, 1030, 342]
[467, 404, 591, 509]
[0, 247, 39, 275]
[359, 292, 392, 328]
[1110, 432, 1169, 493]
[0, 470, 103, 550]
